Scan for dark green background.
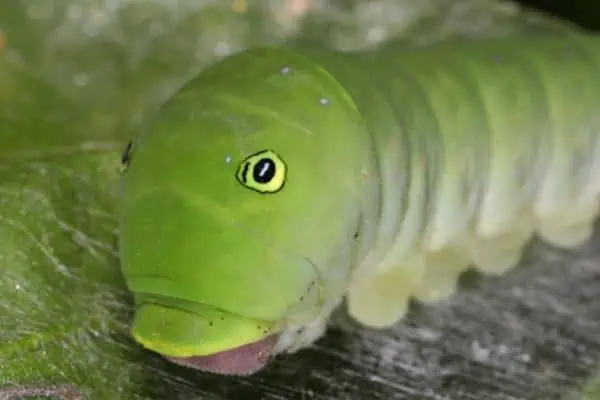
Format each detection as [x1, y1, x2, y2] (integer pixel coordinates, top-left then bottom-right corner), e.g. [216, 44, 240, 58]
[517, 0, 600, 30]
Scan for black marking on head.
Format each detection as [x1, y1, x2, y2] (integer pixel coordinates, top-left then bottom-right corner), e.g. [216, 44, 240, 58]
[241, 162, 250, 183]
[120, 140, 134, 174]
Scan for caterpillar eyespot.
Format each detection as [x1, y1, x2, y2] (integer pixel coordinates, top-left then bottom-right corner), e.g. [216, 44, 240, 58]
[235, 149, 286, 194]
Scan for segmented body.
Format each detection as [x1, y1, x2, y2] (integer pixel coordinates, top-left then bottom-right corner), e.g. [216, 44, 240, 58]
[294, 34, 600, 327]
[119, 32, 600, 367]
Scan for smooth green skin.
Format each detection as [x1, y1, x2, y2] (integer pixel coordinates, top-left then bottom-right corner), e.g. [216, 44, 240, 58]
[119, 48, 376, 357]
[119, 34, 600, 360]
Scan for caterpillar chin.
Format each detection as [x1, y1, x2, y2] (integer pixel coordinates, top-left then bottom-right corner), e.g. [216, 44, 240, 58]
[165, 301, 339, 376]
[166, 334, 279, 376]
[131, 295, 344, 376]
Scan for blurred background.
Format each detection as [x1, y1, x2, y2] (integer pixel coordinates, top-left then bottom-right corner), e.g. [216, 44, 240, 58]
[1, 1, 600, 399]
[517, 0, 599, 29]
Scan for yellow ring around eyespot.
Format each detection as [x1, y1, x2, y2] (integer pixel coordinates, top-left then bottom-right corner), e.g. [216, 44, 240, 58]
[235, 149, 286, 194]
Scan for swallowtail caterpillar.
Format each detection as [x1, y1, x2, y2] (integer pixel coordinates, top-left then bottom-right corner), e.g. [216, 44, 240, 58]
[118, 33, 600, 376]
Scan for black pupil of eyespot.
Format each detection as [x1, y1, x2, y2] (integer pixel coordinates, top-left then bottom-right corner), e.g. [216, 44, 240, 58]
[253, 158, 275, 184]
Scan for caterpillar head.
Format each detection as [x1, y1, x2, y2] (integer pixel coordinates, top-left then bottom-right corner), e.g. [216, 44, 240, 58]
[118, 48, 376, 375]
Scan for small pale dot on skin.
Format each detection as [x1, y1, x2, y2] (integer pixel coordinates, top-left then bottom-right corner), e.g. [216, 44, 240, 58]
[319, 97, 329, 105]
[73, 73, 89, 87]
[213, 41, 232, 57]
[149, 22, 164, 37]
[281, 65, 291, 75]
[225, 155, 232, 164]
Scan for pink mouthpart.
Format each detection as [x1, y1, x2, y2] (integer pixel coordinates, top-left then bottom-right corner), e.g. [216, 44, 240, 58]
[166, 334, 278, 376]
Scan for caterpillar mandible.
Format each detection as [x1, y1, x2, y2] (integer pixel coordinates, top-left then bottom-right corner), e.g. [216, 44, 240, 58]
[118, 33, 600, 376]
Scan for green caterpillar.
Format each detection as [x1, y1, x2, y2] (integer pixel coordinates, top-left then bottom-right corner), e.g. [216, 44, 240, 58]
[118, 33, 600, 376]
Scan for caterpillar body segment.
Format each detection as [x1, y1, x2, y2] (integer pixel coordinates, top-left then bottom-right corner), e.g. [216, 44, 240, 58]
[119, 33, 600, 375]
[303, 35, 600, 326]
[355, 36, 600, 325]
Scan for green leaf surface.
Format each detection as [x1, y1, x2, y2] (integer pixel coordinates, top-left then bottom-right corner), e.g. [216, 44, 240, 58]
[0, 1, 595, 399]
[582, 370, 600, 400]
[0, 152, 131, 398]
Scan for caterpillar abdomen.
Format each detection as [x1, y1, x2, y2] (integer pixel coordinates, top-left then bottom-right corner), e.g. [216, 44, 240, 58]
[337, 35, 600, 327]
